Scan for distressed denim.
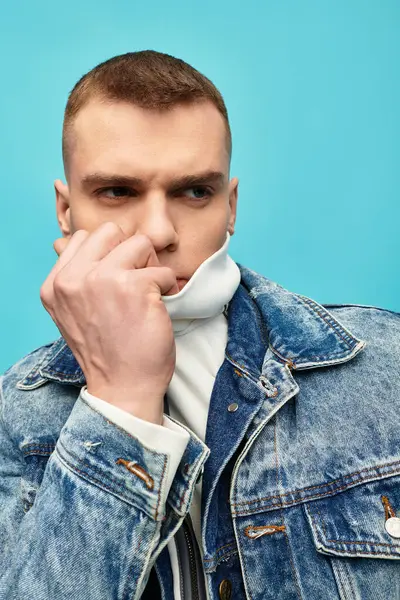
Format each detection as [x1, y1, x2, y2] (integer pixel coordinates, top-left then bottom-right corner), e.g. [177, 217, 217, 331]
[1, 264, 399, 599]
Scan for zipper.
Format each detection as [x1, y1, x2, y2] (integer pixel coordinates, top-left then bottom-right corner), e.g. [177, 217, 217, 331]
[176, 535, 185, 600]
[175, 513, 206, 600]
[163, 396, 204, 599]
[182, 517, 200, 600]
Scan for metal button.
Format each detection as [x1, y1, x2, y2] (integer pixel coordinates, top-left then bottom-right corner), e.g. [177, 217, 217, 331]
[385, 517, 400, 539]
[219, 578, 232, 600]
[228, 402, 238, 412]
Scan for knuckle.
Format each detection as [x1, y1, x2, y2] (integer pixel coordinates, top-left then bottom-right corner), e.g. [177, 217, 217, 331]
[53, 272, 77, 296]
[158, 266, 175, 280]
[71, 229, 89, 242]
[115, 270, 129, 287]
[85, 269, 100, 287]
[39, 284, 51, 306]
[85, 268, 113, 291]
[100, 221, 124, 238]
[98, 223, 127, 252]
[93, 268, 127, 289]
[134, 233, 152, 250]
[165, 266, 175, 277]
[52, 274, 65, 294]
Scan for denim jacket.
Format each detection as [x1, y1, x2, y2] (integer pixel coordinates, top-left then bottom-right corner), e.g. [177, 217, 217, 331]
[1, 265, 399, 600]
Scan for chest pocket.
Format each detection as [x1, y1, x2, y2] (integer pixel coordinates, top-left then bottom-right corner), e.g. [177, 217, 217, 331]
[303, 473, 400, 599]
[304, 473, 400, 559]
[20, 445, 55, 513]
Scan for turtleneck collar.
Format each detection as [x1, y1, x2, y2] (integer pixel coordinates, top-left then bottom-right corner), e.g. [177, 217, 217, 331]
[161, 232, 241, 333]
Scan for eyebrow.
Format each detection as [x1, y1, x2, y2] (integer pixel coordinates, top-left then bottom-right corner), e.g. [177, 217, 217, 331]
[80, 170, 225, 192]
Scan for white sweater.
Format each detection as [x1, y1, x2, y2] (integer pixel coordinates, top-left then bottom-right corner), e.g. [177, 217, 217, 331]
[81, 232, 241, 598]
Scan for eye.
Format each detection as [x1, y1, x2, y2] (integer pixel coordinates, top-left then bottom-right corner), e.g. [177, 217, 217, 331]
[184, 186, 212, 200]
[96, 187, 136, 200]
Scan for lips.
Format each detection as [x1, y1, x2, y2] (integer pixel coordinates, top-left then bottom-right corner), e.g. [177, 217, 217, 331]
[176, 278, 188, 290]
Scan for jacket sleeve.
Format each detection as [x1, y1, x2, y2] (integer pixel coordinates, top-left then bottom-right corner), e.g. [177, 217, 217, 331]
[0, 377, 209, 600]
[81, 385, 190, 496]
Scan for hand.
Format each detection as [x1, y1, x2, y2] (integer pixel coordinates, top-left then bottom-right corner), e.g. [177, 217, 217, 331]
[40, 222, 179, 424]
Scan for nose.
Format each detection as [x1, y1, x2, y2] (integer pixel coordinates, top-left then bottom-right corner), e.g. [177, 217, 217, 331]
[136, 196, 178, 253]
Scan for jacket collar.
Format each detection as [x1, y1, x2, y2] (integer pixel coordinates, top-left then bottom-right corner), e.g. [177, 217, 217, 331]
[17, 264, 366, 390]
[238, 265, 365, 370]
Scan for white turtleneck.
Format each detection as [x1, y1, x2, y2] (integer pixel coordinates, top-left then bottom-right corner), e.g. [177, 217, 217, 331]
[81, 231, 241, 598]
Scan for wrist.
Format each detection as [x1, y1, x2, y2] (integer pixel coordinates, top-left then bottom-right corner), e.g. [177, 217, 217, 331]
[86, 385, 165, 425]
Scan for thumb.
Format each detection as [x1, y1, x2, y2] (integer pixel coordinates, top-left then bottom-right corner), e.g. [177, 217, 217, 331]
[53, 237, 69, 257]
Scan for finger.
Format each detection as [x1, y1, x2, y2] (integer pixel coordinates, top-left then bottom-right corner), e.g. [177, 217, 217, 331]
[98, 233, 160, 272]
[52, 230, 89, 271]
[53, 237, 69, 256]
[45, 230, 89, 291]
[131, 266, 179, 296]
[69, 222, 128, 270]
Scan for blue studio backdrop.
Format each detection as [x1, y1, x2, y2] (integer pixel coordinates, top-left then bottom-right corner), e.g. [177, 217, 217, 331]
[0, 0, 399, 372]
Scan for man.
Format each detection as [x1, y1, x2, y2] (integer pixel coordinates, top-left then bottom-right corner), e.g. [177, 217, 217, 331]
[0, 50, 399, 600]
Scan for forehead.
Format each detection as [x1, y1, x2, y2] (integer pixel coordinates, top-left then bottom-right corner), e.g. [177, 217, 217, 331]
[69, 99, 229, 181]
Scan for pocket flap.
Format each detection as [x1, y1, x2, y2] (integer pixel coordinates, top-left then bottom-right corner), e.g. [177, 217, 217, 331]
[304, 474, 400, 559]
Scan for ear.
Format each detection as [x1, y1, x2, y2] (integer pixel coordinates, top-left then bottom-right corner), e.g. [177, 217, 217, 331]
[227, 177, 239, 236]
[54, 179, 72, 237]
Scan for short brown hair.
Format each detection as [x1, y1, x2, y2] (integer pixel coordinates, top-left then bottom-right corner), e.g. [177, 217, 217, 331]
[62, 50, 232, 173]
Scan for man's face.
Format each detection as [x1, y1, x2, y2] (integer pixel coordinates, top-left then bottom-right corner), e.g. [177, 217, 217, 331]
[55, 99, 238, 294]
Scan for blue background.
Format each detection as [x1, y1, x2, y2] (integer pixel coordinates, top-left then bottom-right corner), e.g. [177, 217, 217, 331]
[1, 0, 399, 372]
